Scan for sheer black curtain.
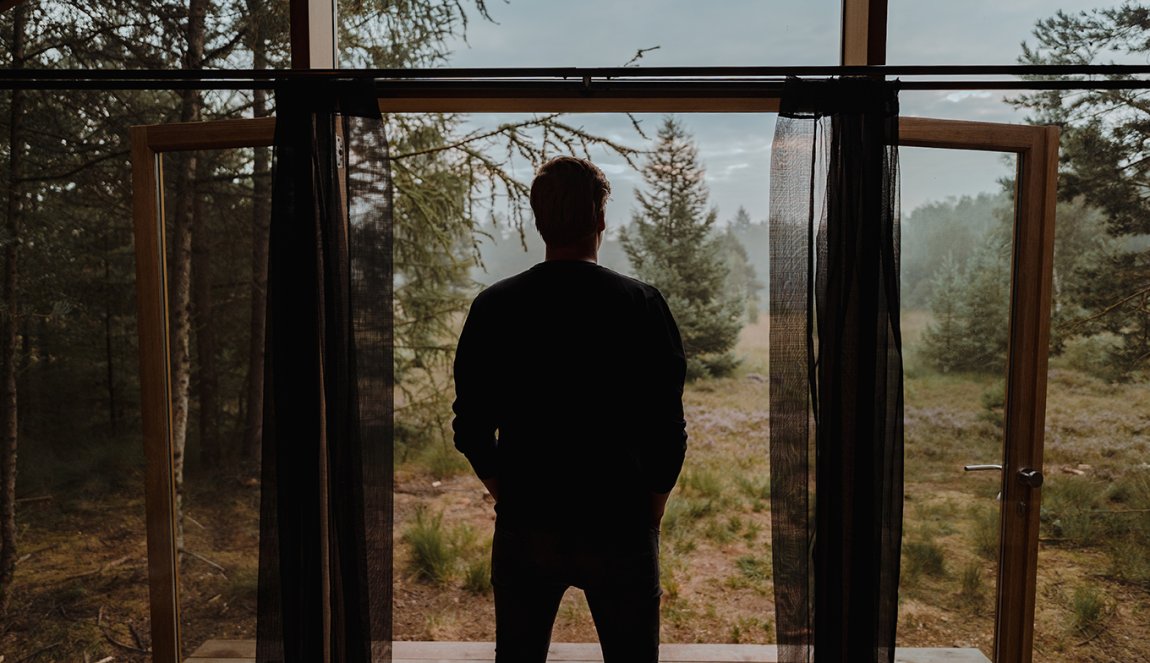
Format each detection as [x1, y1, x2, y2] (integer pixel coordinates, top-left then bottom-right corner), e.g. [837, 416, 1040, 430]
[770, 78, 903, 663]
[257, 80, 394, 663]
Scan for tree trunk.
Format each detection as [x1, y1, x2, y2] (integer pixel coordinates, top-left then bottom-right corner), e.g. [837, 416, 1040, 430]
[193, 161, 220, 468]
[244, 0, 270, 462]
[104, 231, 118, 435]
[169, 0, 209, 553]
[0, 2, 28, 616]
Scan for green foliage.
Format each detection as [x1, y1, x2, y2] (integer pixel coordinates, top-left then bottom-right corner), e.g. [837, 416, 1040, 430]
[1040, 476, 1106, 545]
[903, 538, 947, 579]
[728, 615, 773, 643]
[419, 439, 471, 479]
[920, 229, 1012, 374]
[621, 117, 744, 379]
[901, 192, 1009, 309]
[1069, 585, 1106, 635]
[971, 505, 1000, 561]
[463, 555, 492, 595]
[721, 208, 764, 324]
[402, 508, 494, 592]
[920, 253, 968, 372]
[1013, 7, 1150, 378]
[735, 554, 772, 582]
[403, 508, 456, 584]
[957, 561, 986, 612]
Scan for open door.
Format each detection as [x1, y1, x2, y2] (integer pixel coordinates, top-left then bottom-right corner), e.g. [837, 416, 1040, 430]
[132, 110, 1056, 663]
[899, 118, 1058, 663]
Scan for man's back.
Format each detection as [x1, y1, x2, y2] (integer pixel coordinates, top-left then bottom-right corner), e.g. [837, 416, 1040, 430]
[452, 259, 687, 532]
[454, 156, 685, 663]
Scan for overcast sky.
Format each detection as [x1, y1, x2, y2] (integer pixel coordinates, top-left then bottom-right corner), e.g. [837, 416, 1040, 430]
[437, 0, 1117, 230]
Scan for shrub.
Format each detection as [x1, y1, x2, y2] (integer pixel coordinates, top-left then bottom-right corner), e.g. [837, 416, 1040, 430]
[903, 539, 946, 578]
[463, 556, 492, 595]
[1069, 585, 1106, 635]
[971, 505, 999, 561]
[957, 561, 985, 612]
[420, 441, 469, 479]
[403, 508, 455, 584]
[736, 554, 772, 583]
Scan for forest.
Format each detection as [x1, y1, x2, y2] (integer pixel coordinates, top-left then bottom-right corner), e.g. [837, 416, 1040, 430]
[2, 1, 1150, 661]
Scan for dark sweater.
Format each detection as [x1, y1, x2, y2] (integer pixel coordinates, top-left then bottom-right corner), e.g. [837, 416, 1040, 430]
[452, 260, 688, 531]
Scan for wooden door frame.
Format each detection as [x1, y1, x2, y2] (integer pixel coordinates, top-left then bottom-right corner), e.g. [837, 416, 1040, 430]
[901, 118, 1058, 663]
[133, 110, 1055, 663]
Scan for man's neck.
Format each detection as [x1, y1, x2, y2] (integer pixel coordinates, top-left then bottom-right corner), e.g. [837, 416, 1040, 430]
[545, 245, 598, 263]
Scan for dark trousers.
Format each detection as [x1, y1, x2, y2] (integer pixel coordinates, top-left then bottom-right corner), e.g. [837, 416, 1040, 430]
[491, 522, 662, 663]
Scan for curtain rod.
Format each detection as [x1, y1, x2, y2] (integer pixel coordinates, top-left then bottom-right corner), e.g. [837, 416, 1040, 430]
[4, 65, 1150, 91]
[6, 64, 1150, 80]
[3, 78, 1150, 92]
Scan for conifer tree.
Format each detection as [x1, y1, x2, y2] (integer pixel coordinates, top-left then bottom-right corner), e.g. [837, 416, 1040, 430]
[621, 117, 743, 379]
[721, 207, 763, 324]
[921, 253, 968, 372]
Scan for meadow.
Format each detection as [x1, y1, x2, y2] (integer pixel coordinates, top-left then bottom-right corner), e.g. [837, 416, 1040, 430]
[3, 314, 1149, 662]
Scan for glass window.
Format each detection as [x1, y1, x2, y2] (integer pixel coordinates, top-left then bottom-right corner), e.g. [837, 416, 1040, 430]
[341, 0, 840, 69]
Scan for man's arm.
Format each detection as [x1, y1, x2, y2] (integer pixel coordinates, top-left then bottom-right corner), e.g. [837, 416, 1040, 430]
[452, 295, 500, 490]
[639, 291, 688, 523]
[650, 490, 671, 528]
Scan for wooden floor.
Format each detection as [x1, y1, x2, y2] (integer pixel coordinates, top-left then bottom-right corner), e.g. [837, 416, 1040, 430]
[188, 640, 991, 662]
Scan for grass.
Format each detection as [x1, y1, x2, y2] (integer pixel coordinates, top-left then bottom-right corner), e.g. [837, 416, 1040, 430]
[957, 561, 986, 613]
[1069, 585, 1106, 635]
[403, 507, 456, 584]
[970, 504, 999, 561]
[903, 538, 947, 580]
[463, 556, 492, 595]
[402, 506, 495, 594]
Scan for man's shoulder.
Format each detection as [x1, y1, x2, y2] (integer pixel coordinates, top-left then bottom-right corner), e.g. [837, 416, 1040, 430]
[471, 262, 666, 308]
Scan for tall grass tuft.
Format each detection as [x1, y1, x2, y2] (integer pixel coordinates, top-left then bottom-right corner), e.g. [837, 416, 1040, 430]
[403, 507, 456, 584]
[957, 561, 985, 612]
[903, 539, 946, 579]
[1069, 585, 1106, 635]
[463, 556, 492, 595]
[971, 505, 999, 561]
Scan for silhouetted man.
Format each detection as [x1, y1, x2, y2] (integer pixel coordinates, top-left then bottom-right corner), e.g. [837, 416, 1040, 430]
[452, 156, 688, 662]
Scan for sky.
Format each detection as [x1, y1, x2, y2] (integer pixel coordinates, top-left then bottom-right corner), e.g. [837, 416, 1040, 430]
[435, 0, 1119, 230]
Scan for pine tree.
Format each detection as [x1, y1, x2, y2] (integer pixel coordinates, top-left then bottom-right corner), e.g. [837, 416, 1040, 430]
[621, 117, 743, 379]
[921, 253, 969, 372]
[721, 208, 763, 324]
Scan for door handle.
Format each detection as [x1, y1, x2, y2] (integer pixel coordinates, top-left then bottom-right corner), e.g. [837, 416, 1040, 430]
[1018, 468, 1044, 488]
[964, 464, 1003, 472]
[963, 464, 1043, 488]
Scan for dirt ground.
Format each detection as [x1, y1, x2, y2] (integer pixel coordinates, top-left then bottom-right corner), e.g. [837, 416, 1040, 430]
[3, 319, 1150, 661]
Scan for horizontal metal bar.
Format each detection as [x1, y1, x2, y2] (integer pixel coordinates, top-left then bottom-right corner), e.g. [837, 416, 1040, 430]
[7, 64, 1150, 81]
[5, 77, 1150, 92]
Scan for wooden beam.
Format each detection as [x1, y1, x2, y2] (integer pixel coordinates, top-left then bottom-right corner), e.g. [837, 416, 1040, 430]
[994, 124, 1058, 663]
[187, 640, 992, 663]
[130, 126, 182, 663]
[841, 0, 888, 66]
[290, 0, 336, 69]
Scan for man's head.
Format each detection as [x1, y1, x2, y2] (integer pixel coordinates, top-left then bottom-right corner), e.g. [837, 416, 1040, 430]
[530, 156, 611, 249]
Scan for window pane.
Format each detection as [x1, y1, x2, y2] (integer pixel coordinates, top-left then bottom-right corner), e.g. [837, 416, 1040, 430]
[888, 0, 1116, 65]
[341, 0, 840, 69]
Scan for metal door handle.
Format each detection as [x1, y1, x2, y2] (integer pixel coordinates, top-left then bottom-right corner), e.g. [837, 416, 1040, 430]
[963, 464, 1043, 488]
[1018, 468, 1044, 488]
[964, 464, 1003, 472]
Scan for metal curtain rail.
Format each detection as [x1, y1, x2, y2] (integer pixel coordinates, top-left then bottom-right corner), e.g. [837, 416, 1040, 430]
[3, 79, 1150, 92]
[4, 65, 1150, 90]
[7, 64, 1150, 78]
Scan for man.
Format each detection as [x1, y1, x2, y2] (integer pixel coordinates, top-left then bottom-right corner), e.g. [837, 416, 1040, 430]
[452, 156, 688, 662]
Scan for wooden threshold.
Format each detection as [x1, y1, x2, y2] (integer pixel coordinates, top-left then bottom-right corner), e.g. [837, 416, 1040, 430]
[187, 640, 990, 663]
